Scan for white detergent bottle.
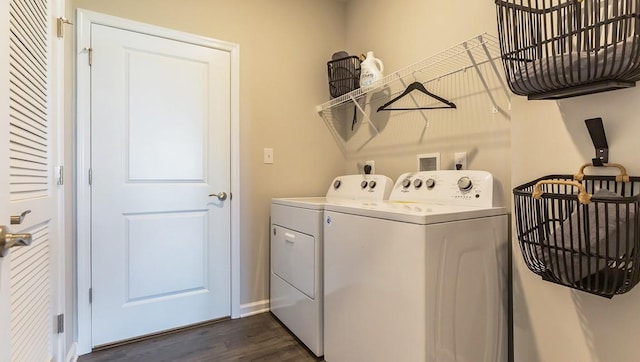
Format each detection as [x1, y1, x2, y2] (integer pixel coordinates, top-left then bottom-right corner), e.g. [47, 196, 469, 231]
[359, 51, 384, 88]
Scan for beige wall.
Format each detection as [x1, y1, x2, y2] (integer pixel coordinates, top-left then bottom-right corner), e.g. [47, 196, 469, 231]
[345, 0, 498, 73]
[67, 0, 346, 344]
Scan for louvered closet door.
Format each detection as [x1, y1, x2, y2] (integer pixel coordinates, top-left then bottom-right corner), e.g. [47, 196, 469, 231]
[1, 0, 59, 361]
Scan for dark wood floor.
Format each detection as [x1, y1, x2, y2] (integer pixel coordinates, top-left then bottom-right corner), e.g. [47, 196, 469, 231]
[79, 312, 322, 362]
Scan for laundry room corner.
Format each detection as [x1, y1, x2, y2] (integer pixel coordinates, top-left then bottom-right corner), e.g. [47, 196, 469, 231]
[340, 0, 640, 361]
[57, 0, 640, 360]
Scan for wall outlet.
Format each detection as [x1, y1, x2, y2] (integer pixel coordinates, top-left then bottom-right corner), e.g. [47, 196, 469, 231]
[263, 148, 274, 164]
[454, 152, 467, 170]
[364, 160, 375, 174]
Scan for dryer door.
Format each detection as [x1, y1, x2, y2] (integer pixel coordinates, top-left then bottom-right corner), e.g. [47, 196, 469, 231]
[272, 226, 315, 299]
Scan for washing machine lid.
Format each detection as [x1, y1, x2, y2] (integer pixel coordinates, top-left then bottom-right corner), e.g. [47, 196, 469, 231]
[324, 201, 507, 225]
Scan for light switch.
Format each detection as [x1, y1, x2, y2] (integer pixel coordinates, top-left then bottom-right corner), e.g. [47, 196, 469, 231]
[264, 148, 274, 164]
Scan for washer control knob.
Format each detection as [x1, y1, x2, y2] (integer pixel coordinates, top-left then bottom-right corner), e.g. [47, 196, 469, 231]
[369, 180, 377, 189]
[413, 179, 423, 188]
[333, 179, 341, 189]
[457, 177, 473, 191]
[425, 178, 436, 188]
[361, 180, 369, 189]
[401, 178, 411, 188]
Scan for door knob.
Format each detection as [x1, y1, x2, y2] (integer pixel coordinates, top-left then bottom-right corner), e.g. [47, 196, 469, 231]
[0, 225, 33, 257]
[209, 192, 228, 201]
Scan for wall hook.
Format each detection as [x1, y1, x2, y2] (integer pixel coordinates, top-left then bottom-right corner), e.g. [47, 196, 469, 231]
[585, 117, 608, 166]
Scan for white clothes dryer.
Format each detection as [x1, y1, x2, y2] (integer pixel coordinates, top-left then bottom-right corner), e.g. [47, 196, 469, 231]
[323, 171, 509, 362]
[270, 174, 393, 357]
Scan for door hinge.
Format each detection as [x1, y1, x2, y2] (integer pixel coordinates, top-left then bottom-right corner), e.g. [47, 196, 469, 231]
[56, 314, 64, 334]
[56, 17, 73, 38]
[57, 165, 63, 186]
[83, 47, 93, 66]
[88, 168, 92, 186]
[89, 288, 93, 304]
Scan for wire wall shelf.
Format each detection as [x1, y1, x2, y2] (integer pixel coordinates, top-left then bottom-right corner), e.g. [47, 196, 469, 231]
[316, 33, 509, 155]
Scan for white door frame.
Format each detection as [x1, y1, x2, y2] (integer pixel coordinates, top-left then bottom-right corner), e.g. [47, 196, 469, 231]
[75, 9, 241, 355]
[52, 1, 67, 360]
[0, 2, 10, 361]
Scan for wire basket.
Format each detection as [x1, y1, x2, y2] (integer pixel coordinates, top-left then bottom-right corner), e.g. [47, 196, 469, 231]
[513, 164, 640, 298]
[495, 0, 640, 100]
[327, 55, 361, 98]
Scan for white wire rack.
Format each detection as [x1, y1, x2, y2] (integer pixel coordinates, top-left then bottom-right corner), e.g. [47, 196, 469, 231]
[316, 33, 509, 155]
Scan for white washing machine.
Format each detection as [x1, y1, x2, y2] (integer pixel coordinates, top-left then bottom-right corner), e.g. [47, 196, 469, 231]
[270, 174, 393, 357]
[323, 170, 509, 362]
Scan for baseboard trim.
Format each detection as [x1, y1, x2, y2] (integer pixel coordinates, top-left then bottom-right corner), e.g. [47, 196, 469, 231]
[66, 342, 78, 362]
[240, 299, 270, 318]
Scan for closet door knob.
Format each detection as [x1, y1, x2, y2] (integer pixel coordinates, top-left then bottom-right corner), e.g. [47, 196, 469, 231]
[209, 192, 228, 201]
[0, 225, 33, 257]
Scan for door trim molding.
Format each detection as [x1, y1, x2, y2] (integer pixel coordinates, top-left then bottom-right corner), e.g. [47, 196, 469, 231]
[75, 9, 241, 355]
[0, 2, 10, 361]
[53, 1, 67, 361]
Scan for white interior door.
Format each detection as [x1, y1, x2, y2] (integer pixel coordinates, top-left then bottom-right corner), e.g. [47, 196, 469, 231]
[90, 23, 232, 347]
[1, 0, 62, 361]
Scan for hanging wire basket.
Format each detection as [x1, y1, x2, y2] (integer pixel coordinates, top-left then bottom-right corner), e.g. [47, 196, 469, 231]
[495, 0, 640, 99]
[327, 55, 361, 99]
[513, 163, 640, 298]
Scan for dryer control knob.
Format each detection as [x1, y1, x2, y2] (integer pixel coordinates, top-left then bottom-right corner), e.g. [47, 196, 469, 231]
[401, 178, 411, 188]
[361, 181, 369, 189]
[457, 177, 473, 191]
[369, 180, 377, 189]
[425, 178, 436, 188]
[333, 180, 342, 189]
[413, 179, 423, 188]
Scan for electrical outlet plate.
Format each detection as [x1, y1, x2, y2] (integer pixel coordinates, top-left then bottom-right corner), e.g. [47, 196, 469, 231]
[454, 152, 467, 170]
[364, 160, 375, 174]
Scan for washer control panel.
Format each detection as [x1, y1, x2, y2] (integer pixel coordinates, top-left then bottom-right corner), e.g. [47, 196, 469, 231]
[391, 170, 494, 207]
[327, 174, 394, 201]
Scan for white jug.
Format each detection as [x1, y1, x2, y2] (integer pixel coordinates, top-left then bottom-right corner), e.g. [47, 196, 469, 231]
[359, 51, 384, 88]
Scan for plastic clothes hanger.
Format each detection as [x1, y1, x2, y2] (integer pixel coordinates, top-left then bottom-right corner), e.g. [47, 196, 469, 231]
[376, 81, 457, 111]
